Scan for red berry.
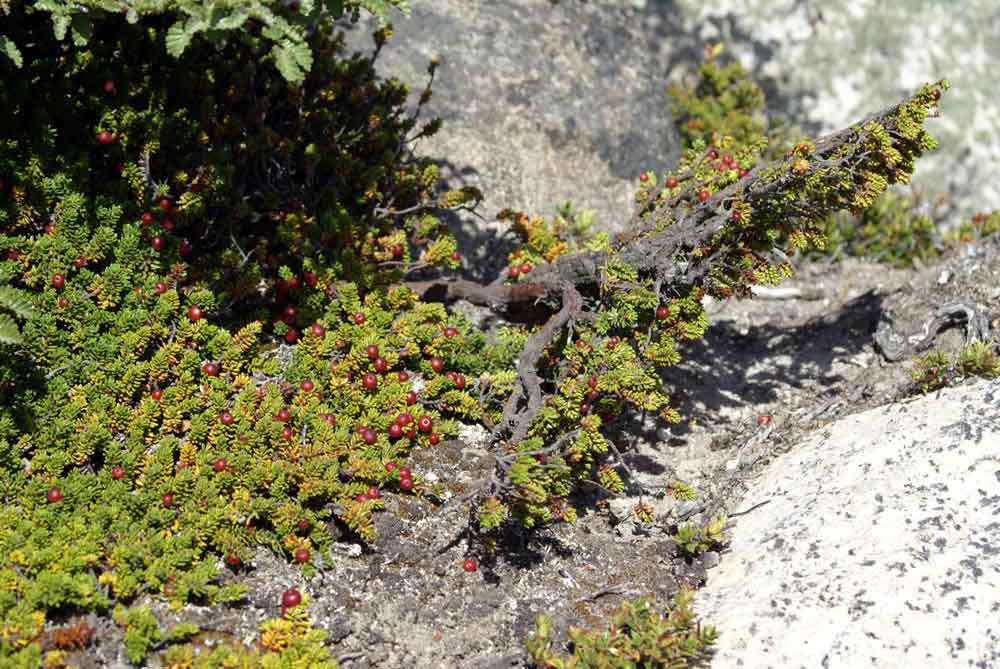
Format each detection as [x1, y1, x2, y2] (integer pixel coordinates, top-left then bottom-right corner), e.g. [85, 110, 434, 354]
[397, 370, 409, 382]
[297, 519, 311, 531]
[450, 251, 461, 262]
[931, 88, 941, 101]
[178, 240, 192, 257]
[283, 305, 298, 322]
[362, 373, 378, 391]
[96, 131, 114, 145]
[303, 272, 318, 287]
[286, 276, 300, 290]
[276, 407, 290, 422]
[723, 153, 734, 166]
[58, 297, 69, 309]
[388, 423, 403, 439]
[392, 244, 404, 258]
[281, 588, 302, 608]
[150, 389, 162, 400]
[72, 256, 86, 269]
[47, 487, 63, 503]
[365, 344, 379, 360]
[154, 282, 168, 295]
[111, 466, 126, 480]
[656, 305, 669, 320]
[282, 426, 294, 440]
[51, 274, 65, 290]
[300, 379, 314, 392]
[508, 265, 521, 279]
[417, 416, 433, 433]
[666, 176, 678, 188]
[453, 374, 466, 390]
[606, 336, 620, 350]
[588, 376, 598, 389]
[150, 236, 165, 251]
[284, 329, 299, 343]
[362, 428, 377, 445]
[187, 305, 203, 321]
[321, 413, 335, 425]
[202, 362, 219, 377]
[220, 411, 234, 426]
[639, 173, 648, 182]
[443, 326, 458, 338]
[739, 169, 749, 178]
[213, 458, 227, 473]
[697, 190, 710, 203]
[580, 403, 590, 415]
[430, 357, 444, 373]
[162, 493, 174, 508]
[586, 390, 599, 402]
[384, 462, 397, 472]
[406, 391, 417, 405]
[102, 80, 116, 94]
[373, 357, 388, 373]
[707, 149, 718, 160]
[161, 218, 175, 232]
[367, 486, 381, 499]
[45, 223, 55, 235]
[354, 312, 366, 325]
[396, 413, 413, 426]
[141, 211, 154, 225]
[399, 475, 413, 491]
[5, 248, 18, 261]
[158, 197, 172, 211]
[731, 210, 743, 222]
[310, 323, 326, 337]
[520, 263, 532, 274]
[428, 433, 440, 445]
[293, 547, 310, 563]
[224, 554, 242, 568]
[398, 467, 412, 478]
[463, 558, 478, 573]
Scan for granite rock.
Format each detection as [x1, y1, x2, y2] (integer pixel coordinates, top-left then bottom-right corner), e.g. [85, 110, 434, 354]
[694, 378, 1000, 668]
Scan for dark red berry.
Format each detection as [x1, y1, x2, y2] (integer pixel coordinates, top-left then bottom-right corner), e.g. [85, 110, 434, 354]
[580, 403, 590, 415]
[739, 169, 749, 178]
[213, 458, 227, 473]
[202, 362, 219, 377]
[162, 493, 174, 508]
[154, 282, 168, 295]
[723, 153, 734, 166]
[931, 88, 941, 101]
[51, 274, 65, 290]
[310, 323, 326, 337]
[362, 373, 378, 391]
[430, 357, 444, 373]
[365, 344, 379, 360]
[398, 467, 412, 479]
[450, 251, 461, 262]
[150, 389, 162, 401]
[303, 272, 318, 287]
[373, 357, 388, 373]
[399, 476, 413, 492]
[293, 547, 310, 563]
[158, 197, 172, 211]
[47, 487, 63, 503]
[586, 390, 599, 402]
[282, 588, 302, 608]
[141, 211, 154, 225]
[453, 374, 466, 390]
[96, 131, 114, 145]
[428, 433, 440, 445]
[588, 376, 598, 389]
[300, 379, 314, 393]
[284, 329, 299, 343]
[463, 558, 478, 572]
[367, 486, 381, 500]
[388, 423, 403, 439]
[161, 218, 175, 232]
[297, 519, 311, 531]
[225, 554, 242, 568]
[639, 173, 648, 182]
[417, 416, 433, 433]
[656, 305, 669, 320]
[443, 326, 458, 338]
[396, 413, 413, 426]
[406, 391, 417, 405]
[384, 462, 397, 472]
[73, 256, 86, 269]
[508, 265, 521, 279]
[707, 148, 718, 160]
[220, 411, 234, 426]
[286, 276, 300, 290]
[697, 190, 710, 203]
[58, 297, 69, 309]
[102, 80, 116, 94]
[111, 466, 126, 480]
[397, 370, 409, 382]
[150, 236, 165, 251]
[282, 426, 294, 440]
[362, 428, 377, 445]
[178, 240, 192, 257]
[187, 305, 203, 321]
[666, 176, 678, 188]
[520, 263, 532, 274]
[354, 312, 366, 325]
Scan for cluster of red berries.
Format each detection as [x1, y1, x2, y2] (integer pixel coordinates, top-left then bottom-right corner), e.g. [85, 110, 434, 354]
[507, 261, 533, 280]
[384, 462, 414, 491]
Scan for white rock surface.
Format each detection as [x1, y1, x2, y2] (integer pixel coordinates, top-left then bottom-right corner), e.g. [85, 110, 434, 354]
[695, 378, 1000, 668]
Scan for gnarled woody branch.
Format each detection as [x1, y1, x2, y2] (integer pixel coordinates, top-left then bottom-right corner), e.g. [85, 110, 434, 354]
[406, 87, 940, 460]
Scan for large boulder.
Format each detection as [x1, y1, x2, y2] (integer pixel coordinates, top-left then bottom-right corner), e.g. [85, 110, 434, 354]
[694, 377, 1000, 667]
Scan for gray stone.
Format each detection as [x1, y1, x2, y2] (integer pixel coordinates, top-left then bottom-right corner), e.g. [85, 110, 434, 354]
[694, 378, 1000, 668]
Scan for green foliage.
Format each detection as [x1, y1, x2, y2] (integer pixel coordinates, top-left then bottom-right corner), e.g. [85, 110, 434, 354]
[525, 591, 716, 668]
[909, 341, 1000, 394]
[0, 279, 33, 344]
[672, 515, 727, 559]
[0, 1, 409, 83]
